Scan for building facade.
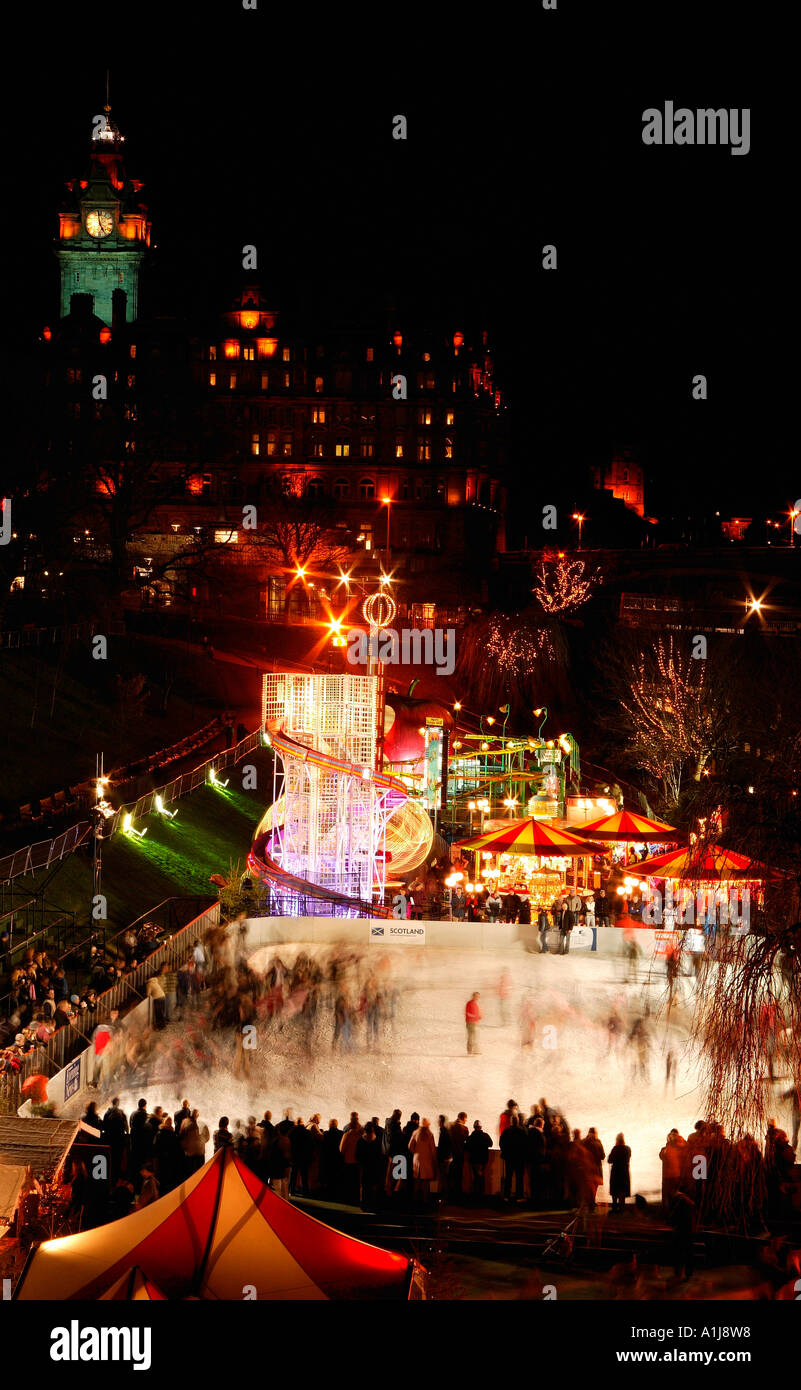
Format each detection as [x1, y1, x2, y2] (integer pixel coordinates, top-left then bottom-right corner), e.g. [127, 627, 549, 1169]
[33, 114, 508, 625]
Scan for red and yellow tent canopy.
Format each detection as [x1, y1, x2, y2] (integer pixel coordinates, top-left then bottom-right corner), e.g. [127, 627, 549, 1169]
[99, 1266, 167, 1301]
[15, 1147, 420, 1301]
[575, 810, 678, 842]
[456, 818, 590, 855]
[626, 845, 767, 881]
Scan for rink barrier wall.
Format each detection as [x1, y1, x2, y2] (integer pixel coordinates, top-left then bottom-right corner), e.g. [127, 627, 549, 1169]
[242, 917, 677, 958]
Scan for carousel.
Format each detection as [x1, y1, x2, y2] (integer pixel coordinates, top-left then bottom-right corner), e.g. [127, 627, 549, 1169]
[453, 817, 593, 912]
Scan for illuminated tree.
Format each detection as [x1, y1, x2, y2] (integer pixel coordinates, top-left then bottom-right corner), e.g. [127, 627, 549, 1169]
[532, 550, 600, 614]
[615, 636, 727, 807]
[456, 610, 568, 711]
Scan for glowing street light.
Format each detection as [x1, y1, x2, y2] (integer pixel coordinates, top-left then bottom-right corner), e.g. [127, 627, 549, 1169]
[572, 512, 586, 547]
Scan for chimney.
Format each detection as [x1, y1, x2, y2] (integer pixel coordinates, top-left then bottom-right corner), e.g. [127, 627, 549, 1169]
[112, 287, 127, 334]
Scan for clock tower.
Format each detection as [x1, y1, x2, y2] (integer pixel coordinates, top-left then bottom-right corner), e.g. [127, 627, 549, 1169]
[56, 104, 151, 325]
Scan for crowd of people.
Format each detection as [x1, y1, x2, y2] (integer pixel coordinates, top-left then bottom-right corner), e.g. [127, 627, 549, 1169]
[65, 1088, 800, 1269]
[67, 1091, 625, 1225]
[0, 928, 166, 1074]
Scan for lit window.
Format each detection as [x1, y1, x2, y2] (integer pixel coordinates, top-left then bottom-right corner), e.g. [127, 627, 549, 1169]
[257, 338, 278, 358]
[333, 477, 350, 499]
[243, 346, 255, 361]
[283, 372, 290, 388]
[313, 441, 325, 458]
[214, 529, 239, 544]
[366, 347, 374, 362]
[282, 437, 292, 456]
[361, 437, 374, 458]
[283, 346, 291, 362]
[266, 432, 277, 456]
[260, 373, 269, 390]
[446, 411, 454, 426]
[251, 433, 260, 456]
[129, 345, 136, 359]
[209, 345, 217, 360]
[359, 478, 375, 500]
[395, 442, 404, 459]
[314, 376, 324, 393]
[425, 374, 435, 389]
[417, 408, 432, 426]
[224, 340, 240, 359]
[229, 374, 237, 389]
[312, 406, 326, 424]
[417, 439, 431, 461]
[444, 437, 453, 459]
[335, 441, 350, 458]
[209, 373, 217, 387]
[127, 375, 135, 388]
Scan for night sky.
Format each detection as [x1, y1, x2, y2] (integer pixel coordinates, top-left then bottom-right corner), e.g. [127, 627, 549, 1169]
[2, 6, 782, 525]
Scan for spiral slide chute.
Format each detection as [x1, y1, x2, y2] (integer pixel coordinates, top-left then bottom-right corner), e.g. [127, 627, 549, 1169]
[249, 727, 432, 916]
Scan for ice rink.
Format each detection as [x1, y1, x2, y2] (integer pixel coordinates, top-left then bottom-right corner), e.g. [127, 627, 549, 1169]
[107, 938, 708, 1199]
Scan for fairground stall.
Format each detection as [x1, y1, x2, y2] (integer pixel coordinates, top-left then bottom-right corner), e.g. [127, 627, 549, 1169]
[453, 817, 594, 913]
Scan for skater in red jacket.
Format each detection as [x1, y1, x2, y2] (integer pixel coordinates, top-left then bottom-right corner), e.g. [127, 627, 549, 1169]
[465, 992, 483, 1055]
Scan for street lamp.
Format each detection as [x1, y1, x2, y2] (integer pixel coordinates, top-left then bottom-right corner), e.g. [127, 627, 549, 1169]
[790, 508, 799, 545]
[572, 512, 586, 548]
[533, 707, 548, 739]
[382, 496, 392, 559]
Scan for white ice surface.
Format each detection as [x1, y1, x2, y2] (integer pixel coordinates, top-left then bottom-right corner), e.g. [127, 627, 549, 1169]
[104, 942, 708, 1200]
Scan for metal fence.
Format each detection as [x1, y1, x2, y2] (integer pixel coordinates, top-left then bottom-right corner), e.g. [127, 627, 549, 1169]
[106, 728, 264, 833]
[0, 729, 265, 886]
[0, 822, 94, 885]
[0, 899, 220, 1115]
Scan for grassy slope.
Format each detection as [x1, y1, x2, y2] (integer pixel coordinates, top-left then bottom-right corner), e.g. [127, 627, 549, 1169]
[17, 749, 273, 933]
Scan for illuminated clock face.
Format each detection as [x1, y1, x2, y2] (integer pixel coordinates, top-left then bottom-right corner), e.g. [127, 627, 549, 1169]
[85, 209, 114, 238]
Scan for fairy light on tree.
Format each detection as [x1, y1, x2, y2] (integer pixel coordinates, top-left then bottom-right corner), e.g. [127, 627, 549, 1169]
[485, 617, 551, 674]
[617, 635, 723, 807]
[533, 550, 599, 614]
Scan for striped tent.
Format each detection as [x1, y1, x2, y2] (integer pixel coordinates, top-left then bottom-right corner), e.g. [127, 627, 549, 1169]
[574, 810, 678, 841]
[15, 1147, 420, 1301]
[456, 818, 590, 855]
[99, 1267, 167, 1301]
[625, 845, 766, 881]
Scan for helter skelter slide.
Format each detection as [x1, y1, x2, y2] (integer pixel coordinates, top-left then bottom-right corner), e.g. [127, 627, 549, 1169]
[248, 672, 435, 916]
